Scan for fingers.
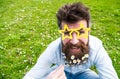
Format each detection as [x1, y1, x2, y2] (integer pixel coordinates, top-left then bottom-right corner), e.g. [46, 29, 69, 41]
[51, 65, 64, 76]
[58, 71, 67, 79]
[46, 65, 67, 79]
[55, 65, 66, 79]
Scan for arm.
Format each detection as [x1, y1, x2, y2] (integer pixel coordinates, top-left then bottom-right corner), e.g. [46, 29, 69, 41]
[94, 43, 119, 79]
[23, 43, 57, 79]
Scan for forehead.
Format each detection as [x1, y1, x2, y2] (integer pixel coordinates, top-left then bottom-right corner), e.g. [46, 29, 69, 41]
[61, 20, 87, 29]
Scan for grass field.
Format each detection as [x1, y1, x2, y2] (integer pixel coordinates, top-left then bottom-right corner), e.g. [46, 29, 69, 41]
[0, 0, 120, 79]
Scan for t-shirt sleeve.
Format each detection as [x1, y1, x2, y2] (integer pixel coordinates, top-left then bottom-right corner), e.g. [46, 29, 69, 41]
[23, 41, 58, 79]
[94, 42, 119, 79]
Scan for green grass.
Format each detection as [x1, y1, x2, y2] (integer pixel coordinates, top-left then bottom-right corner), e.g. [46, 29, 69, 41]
[0, 0, 120, 79]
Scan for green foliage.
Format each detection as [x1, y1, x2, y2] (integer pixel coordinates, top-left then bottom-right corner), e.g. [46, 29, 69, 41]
[0, 0, 120, 78]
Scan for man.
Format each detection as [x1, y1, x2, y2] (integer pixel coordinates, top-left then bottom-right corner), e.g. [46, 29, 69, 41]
[23, 2, 118, 79]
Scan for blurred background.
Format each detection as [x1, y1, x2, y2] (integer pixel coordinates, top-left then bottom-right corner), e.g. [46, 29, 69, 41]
[0, 0, 120, 78]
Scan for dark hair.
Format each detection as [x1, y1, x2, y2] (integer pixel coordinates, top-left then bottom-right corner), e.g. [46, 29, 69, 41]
[56, 2, 90, 29]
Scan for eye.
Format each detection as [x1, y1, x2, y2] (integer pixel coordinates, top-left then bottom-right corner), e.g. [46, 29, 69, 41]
[64, 31, 70, 35]
[78, 29, 85, 34]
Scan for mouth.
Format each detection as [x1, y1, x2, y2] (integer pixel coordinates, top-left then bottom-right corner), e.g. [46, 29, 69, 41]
[70, 46, 80, 53]
[71, 46, 78, 49]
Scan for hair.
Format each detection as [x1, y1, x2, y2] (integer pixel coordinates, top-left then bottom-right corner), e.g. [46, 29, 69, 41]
[56, 2, 90, 29]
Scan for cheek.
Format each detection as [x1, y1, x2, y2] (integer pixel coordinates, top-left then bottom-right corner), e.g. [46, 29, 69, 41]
[79, 38, 88, 45]
[62, 38, 70, 45]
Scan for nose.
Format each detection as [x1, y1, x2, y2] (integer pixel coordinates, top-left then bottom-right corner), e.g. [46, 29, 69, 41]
[70, 32, 79, 45]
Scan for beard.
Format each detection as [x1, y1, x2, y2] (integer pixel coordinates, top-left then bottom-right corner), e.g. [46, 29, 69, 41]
[62, 40, 89, 65]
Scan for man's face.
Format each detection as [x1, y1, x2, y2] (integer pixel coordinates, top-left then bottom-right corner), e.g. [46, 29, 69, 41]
[59, 20, 90, 65]
[61, 20, 89, 45]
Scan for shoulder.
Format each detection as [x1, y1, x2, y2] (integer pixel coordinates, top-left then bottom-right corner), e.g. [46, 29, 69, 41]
[88, 35, 104, 65]
[89, 35, 102, 50]
[48, 37, 61, 48]
[38, 38, 61, 62]
[44, 37, 61, 54]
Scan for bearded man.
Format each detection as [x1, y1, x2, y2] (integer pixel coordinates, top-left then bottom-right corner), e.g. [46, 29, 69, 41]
[23, 2, 118, 79]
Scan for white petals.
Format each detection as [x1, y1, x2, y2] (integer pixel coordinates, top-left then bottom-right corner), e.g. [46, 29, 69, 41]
[84, 54, 89, 58]
[77, 59, 81, 64]
[82, 56, 85, 60]
[71, 55, 75, 60]
[73, 59, 77, 64]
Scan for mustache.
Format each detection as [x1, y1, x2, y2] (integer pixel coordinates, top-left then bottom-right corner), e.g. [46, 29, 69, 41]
[62, 40, 88, 53]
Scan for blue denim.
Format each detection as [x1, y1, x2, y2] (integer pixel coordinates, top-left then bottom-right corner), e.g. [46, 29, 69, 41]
[45, 65, 99, 79]
[65, 69, 99, 79]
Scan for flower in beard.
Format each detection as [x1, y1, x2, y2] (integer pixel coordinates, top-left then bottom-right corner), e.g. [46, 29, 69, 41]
[62, 40, 89, 65]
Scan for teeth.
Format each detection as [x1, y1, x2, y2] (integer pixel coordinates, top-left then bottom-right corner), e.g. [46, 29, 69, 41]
[72, 46, 78, 49]
[71, 55, 75, 60]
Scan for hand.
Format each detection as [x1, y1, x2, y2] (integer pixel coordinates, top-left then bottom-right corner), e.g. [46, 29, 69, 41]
[46, 65, 67, 79]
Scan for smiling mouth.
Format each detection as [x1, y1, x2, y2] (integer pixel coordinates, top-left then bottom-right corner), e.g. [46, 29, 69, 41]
[70, 46, 80, 53]
[71, 46, 78, 49]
